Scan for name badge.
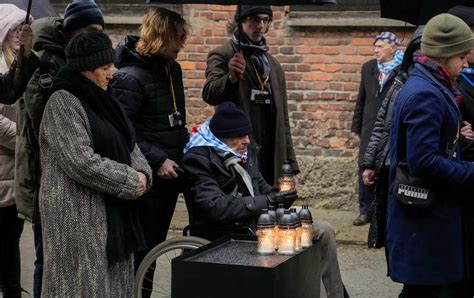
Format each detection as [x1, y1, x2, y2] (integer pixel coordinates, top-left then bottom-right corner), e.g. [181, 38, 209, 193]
[168, 111, 183, 127]
[250, 89, 271, 105]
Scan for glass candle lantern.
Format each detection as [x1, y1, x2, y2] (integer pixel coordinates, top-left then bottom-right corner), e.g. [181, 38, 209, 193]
[256, 210, 276, 255]
[278, 210, 296, 255]
[278, 161, 295, 192]
[290, 208, 302, 251]
[275, 204, 285, 250]
[298, 205, 314, 248]
[268, 205, 279, 250]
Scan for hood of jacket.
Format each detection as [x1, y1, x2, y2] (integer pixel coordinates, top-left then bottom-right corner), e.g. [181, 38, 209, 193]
[115, 35, 148, 69]
[31, 17, 66, 54]
[400, 26, 425, 72]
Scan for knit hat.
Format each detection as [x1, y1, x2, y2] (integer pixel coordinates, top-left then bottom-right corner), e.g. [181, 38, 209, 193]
[448, 5, 474, 27]
[373, 32, 400, 46]
[421, 13, 474, 58]
[210, 102, 253, 139]
[235, 5, 273, 22]
[63, 0, 104, 34]
[65, 31, 114, 71]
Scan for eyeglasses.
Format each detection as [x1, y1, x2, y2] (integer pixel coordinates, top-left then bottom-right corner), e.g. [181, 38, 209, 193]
[245, 16, 272, 25]
[9, 25, 22, 35]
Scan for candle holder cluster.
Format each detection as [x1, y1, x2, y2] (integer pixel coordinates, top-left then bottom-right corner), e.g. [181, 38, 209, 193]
[256, 205, 313, 255]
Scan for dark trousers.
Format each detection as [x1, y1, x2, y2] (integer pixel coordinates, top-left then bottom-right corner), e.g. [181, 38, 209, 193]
[134, 175, 181, 298]
[33, 223, 43, 298]
[0, 205, 24, 298]
[399, 281, 471, 298]
[358, 167, 375, 216]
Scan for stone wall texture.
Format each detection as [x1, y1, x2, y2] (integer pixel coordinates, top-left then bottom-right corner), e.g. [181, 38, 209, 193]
[105, 5, 414, 210]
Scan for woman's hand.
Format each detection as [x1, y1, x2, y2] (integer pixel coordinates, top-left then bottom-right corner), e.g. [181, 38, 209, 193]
[19, 24, 33, 58]
[460, 121, 474, 140]
[136, 172, 147, 196]
[157, 158, 178, 180]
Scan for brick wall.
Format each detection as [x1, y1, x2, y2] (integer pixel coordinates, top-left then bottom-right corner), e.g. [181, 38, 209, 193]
[106, 5, 414, 208]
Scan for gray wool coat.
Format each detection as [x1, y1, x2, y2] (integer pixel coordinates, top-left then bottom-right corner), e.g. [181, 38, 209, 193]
[39, 90, 152, 297]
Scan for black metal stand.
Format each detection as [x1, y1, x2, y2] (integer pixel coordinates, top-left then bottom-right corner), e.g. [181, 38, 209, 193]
[172, 234, 321, 298]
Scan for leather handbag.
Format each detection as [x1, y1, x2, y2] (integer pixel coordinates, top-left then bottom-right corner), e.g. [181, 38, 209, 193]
[394, 125, 459, 209]
[394, 161, 435, 208]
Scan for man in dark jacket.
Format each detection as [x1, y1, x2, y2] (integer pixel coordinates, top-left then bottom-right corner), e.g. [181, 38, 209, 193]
[15, 2, 104, 296]
[449, 5, 474, 295]
[202, 5, 299, 185]
[182, 102, 346, 298]
[351, 31, 403, 226]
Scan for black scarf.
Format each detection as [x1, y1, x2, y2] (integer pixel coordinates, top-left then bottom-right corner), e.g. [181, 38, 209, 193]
[51, 66, 146, 265]
[232, 30, 271, 89]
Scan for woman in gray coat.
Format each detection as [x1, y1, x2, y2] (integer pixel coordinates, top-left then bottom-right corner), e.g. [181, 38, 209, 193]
[39, 31, 151, 296]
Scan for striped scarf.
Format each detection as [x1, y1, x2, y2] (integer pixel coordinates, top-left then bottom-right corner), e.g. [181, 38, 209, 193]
[414, 51, 463, 106]
[377, 50, 404, 90]
[184, 120, 246, 160]
[184, 120, 253, 196]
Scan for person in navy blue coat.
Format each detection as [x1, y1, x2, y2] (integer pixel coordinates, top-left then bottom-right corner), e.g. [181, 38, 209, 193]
[388, 14, 474, 297]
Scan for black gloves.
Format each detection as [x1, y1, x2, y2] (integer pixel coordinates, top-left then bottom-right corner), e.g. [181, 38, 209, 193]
[266, 190, 298, 209]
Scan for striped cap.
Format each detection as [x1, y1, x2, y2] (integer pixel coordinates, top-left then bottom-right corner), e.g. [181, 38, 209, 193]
[374, 32, 400, 46]
[63, 0, 104, 33]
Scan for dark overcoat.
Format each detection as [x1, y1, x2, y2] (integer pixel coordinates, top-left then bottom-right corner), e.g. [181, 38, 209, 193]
[387, 64, 474, 285]
[182, 143, 273, 241]
[352, 59, 396, 165]
[457, 70, 474, 284]
[202, 40, 298, 184]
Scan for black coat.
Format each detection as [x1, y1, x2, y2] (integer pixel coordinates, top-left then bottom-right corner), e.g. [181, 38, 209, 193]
[459, 72, 474, 162]
[351, 59, 396, 165]
[182, 143, 273, 241]
[110, 35, 189, 171]
[457, 71, 474, 284]
[0, 55, 38, 104]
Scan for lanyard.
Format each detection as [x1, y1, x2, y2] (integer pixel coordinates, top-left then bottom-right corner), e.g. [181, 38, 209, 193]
[251, 61, 269, 91]
[165, 63, 178, 112]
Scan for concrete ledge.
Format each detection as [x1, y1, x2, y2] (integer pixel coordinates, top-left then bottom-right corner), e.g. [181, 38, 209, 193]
[288, 11, 415, 28]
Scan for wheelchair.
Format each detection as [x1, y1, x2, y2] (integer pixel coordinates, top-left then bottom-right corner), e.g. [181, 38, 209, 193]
[133, 193, 210, 298]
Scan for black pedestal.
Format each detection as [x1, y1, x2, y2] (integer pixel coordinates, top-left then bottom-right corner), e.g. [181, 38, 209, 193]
[172, 234, 321, 298]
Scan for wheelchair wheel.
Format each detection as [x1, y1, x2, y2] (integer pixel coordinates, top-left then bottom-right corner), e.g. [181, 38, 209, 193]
[134, 236, 210, 298]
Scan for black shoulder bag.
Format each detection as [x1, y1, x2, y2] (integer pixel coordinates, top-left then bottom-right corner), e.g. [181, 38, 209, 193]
[394, 125, 459, 208]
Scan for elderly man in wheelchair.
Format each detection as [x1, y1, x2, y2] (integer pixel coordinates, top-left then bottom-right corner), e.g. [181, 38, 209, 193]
[181, 101, 347, 298]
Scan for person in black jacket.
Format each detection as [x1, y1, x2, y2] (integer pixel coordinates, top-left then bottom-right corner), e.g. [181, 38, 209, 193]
[362, 26, 423, 248]
[351, 32, 403, 226]
[109, 8, 188, 297]
[182, 101, 346, 298]
[448, 5, 474, 295]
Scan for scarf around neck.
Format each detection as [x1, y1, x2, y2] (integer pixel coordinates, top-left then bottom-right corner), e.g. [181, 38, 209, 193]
[184, 120, 245, 159]
[232, 30, 270, 89]
[184, 121, 254, 196]
[460, 66, 474, 88]
[414, 51, 463, 106]
[377, 49, 404, 90]
[51, 66, 146, 265]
